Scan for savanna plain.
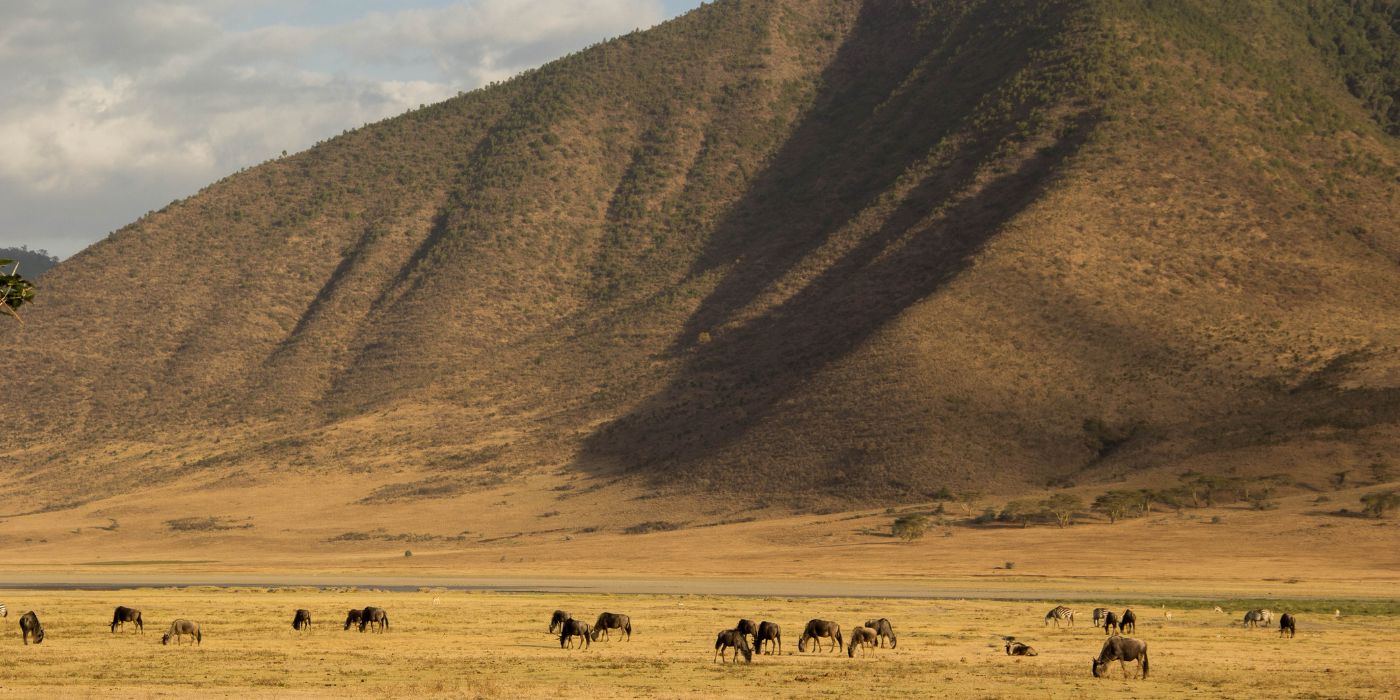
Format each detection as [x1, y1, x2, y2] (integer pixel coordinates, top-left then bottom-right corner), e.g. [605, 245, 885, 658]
[0, 586, 1396, 699]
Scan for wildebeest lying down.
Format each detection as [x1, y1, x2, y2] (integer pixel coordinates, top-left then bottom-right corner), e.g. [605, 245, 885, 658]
[755, 621, 781, 655]
[549, 610, 570, 634]
[559, 618, 592, 649]
[19, 611, 44, 645]
[714, 628, 752, 663]
[359, 607, 389, 633]
[847, 626, 877, 657]
[798, 619, 843, 653]
[592, 612, 631, 641]
[1005, 639, 1038, 656]
[1279, 613, 1296, 638]
[292, 609, 312, 631]
[864, 618, 896, 648]
[343, 608, 363, 631]
[1091, 635, 1148, 679]
[161, 619, 202, 646]
[111, 605, 143, 633]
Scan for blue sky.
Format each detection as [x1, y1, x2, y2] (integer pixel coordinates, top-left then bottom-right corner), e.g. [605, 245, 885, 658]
[0, 1, 705, 258]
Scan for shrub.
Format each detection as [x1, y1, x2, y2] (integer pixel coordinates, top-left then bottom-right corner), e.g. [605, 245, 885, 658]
[891, 514, 930, 542]
[1360, 490, 1400, 518]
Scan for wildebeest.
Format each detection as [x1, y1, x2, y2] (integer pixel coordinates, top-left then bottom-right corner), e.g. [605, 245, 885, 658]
[1101, 611, 1120, 635]
[111, 606, 143, 633]
[1119, 608, 1137, 634]
[1279, 613, 1296, 638]
[1005, 638, 1038, 656]
[735, 618, 758, 644]
[292, 609, 312, 631]
[864, 618, 896, 648]
[1091, 635, 1148, 679]
[1092, 607, 1110, 628]
[358, 607, 389, 633]
[161, 619, 201, 646]
[1045, 605, 1074, 627]
[591, 612, 631, 641]
[19, 611, 44, 645]
[798, 619, 843, 653]
[1243, 609, 1273, 628]
[559, 618, 592, 649]
[549, 610, 571, 634]
[343, 608, 363, 631]
[755, 621, 782, 655]
[847, 626, 877, 657]
[713, 628, 752, 663]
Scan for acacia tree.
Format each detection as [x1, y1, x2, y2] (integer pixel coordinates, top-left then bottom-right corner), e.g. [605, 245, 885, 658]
[1041, 493, 1083, 528]
[891, 514, 930, 542]
[1092, 491, 1135, 523]
[0, 259, 35, 321]
[1000, 500, 1040, 528]
[1361, 490, 1400, 518]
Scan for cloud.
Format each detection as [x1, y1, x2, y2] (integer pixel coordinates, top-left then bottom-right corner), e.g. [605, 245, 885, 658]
[0, 0, 671, 257]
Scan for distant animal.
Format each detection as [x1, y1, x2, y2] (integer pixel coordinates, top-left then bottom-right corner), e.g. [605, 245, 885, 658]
[1213, 606, 1226, 614]
[1101, 611, 1120, 635]
[1045, 606, 1075, 628]
[1091, 635, 1148, 679]
[343, 609, 363, 631]
[591, 612, 631, 641]
[1279, 613, 1296, 638]
[0, 603, 7, 618]
[1092, 608, 1110, 628]
[1334, 609, 1341, 619]
[798, 619, 843, 653]
[431, 597, 441, 606]
[358, 607, 389, 633]
[559, 618, 592, 649]
[18, 611, 44, 645]
[292, 609, 312, 631]
[713, 628, 752, 663]
[847, 626, 878, 657]
[755, 621, 782, 655]
[161, 619, 201, 646]
[1005, 638, 1038, 656]
[735, 618, 758, 644]
[864, 618, 896, 648]
[111, 606, 143, 633]
[1243, 609, 1273, 628]
[549, 610, 571, 633]
[1119, 609, 1137, 634]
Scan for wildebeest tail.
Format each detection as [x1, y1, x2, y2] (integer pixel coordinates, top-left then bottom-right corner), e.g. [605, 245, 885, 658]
[136, 611, 143, 631]
[1141, 647, 1148, 678]
[197, 628, 203, 644]
[625, 621, 631, 636]
[383, 613, 389, 629]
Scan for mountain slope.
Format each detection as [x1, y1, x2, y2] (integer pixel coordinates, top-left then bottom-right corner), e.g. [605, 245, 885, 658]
[6, 0, 1400, 517]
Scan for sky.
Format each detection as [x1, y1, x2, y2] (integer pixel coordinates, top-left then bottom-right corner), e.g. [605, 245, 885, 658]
[0, 0, 703, 259]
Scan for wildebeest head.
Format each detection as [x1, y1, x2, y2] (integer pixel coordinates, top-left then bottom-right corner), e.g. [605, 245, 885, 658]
[32, 627, 44, 644]
[1091, 658, 1106, 677]
[161, 633, 171, 645]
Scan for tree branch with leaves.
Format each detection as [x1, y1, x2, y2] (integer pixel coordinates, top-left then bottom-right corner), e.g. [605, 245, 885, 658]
[0, 259, 36, 321]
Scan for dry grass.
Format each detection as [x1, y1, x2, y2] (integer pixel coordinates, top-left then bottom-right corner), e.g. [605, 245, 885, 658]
[0, 588, 1394, 698]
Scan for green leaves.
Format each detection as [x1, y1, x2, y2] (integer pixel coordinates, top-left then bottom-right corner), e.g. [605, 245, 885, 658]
[1, 260, 36, 320]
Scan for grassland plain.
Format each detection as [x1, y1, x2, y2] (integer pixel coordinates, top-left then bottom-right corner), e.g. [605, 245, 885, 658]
[0, 588, 1395, 699]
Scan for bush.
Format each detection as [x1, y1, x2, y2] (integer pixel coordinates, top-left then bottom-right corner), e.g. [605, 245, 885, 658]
[404, 550, 413, 557]
[891, 514, 930, 542]
[1361, 490, 1400, 518]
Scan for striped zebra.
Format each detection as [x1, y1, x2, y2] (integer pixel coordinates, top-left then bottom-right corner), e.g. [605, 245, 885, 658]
[1091, 607, 1110, 628]
[0, 603, 7, 618]
[1243, 609, 1273, 628]
[1044, 605, 1074, 627]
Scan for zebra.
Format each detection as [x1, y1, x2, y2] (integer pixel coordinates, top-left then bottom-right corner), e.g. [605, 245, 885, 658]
[1045, 606, 1075, 627]
[0, 603, 7, 618]
[1243, 609, 1273, 628]
[1091, 608, 1110, 628]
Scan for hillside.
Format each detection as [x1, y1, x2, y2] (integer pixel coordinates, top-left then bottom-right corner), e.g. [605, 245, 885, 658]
[5, 0, 1400, 530]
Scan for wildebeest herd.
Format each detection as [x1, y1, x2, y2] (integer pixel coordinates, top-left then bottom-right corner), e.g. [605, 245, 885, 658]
[2, 598, 1300, 679]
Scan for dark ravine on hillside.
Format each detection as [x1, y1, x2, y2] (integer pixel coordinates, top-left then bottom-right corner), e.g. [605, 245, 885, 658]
[6, 0, 1400, 510]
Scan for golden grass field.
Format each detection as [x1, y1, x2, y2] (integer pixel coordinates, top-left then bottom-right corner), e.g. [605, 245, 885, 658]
[0, 587, 1396, 699]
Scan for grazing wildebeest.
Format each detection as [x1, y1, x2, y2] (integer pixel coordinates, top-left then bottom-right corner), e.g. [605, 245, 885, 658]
[1119, 608, 1137, 634]
[19, 611, 44, 645]
[343, 608, 363, 631]
[1091, 635, 1148, 679]
[292, 609, 312, 631]
[847, 626, 878, 657]
[1101, 611, 1120, 635]
[1279, 613, 1296, 638]
[798, 619, 843, 653]
[549, 610, 571, 634]
[864, 618, 896, 648]
[1243, 609, 1273, 628]
[713, 629, 752, 663]
[111, 606, 143, 633]
[1092, 607, 1110, 628]
[358, 607, 389, 633]
[591, 612, 632, 641]
[1045, 605, 1075, 627]
[559, 618, 592, 649]
[1005, 638, 1038, 656]
[161, 619, 201, 646]
[755, 621, 782, 655]
[735, 618, 758, 644]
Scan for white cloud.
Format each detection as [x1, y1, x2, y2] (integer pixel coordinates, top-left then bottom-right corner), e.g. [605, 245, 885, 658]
[0, 0, 671, 257]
